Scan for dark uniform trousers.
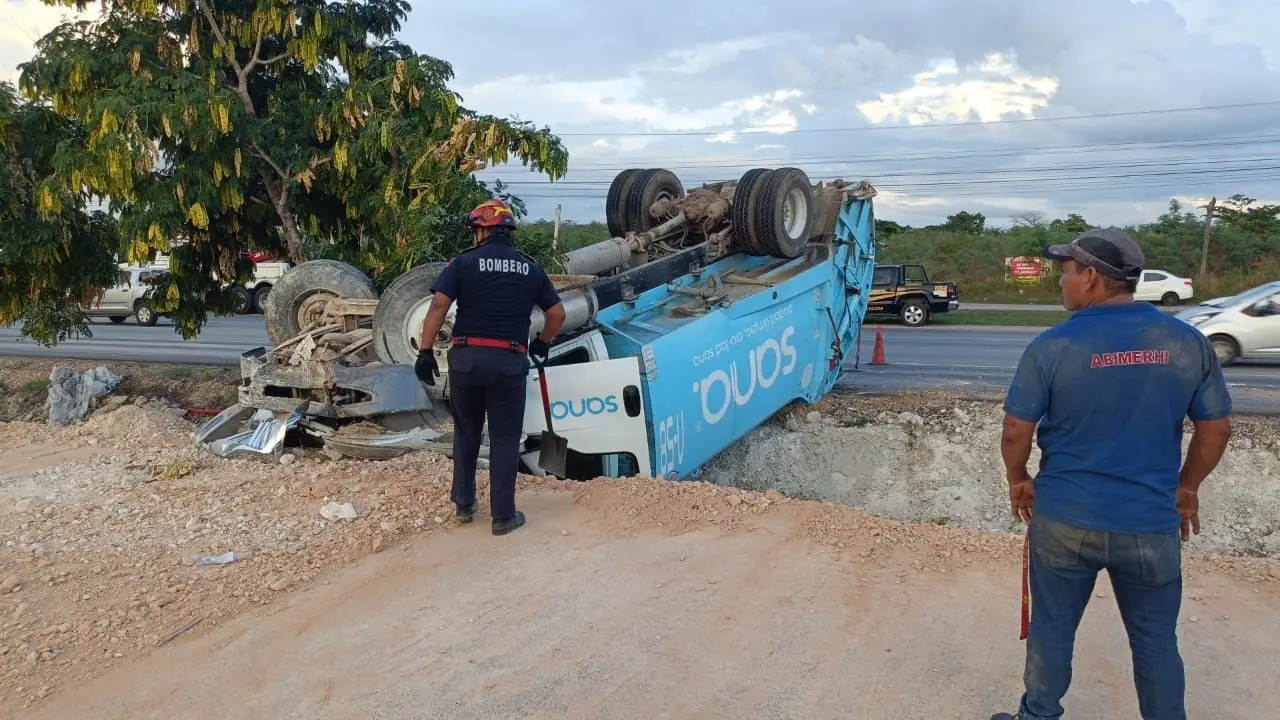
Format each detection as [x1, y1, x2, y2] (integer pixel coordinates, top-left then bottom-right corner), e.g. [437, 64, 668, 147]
[447, 345, 528, 519]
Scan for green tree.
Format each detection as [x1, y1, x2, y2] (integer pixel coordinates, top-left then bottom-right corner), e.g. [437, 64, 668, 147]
[1215, 194, 1280, 243]
[0, 81, 120, 345]
[1048, 213, 1090, 235]
[874, 219, 908, 239]
[937, 210, 985, 234]
[19, 0, 569, 339]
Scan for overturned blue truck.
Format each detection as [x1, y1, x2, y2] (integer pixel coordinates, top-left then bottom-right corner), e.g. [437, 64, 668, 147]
[199, 168, 879, 481]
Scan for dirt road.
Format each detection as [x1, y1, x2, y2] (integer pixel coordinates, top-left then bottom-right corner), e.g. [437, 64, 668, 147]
[3, 368, 1279, 719]
[19, 483, 1280, 720]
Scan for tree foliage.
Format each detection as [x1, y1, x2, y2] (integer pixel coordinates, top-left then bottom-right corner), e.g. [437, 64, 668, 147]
[18, 0, 569, 339]
[0, 81, 120, 345]
[879, 197, 1280, 302]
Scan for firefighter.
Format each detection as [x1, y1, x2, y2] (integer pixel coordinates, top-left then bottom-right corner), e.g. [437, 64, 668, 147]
[414, 198, 566, 535]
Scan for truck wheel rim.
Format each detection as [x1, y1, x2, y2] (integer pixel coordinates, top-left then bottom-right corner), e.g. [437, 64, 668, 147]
[138, 307, 151, 323]
[905, 306, 923, 324]
[783, 187, 809, 239]
[296, 291, 335, 329]
[402, 297, 458, 353]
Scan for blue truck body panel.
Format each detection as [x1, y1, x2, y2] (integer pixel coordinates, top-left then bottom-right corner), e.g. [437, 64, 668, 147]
[593, 192, 877, 480]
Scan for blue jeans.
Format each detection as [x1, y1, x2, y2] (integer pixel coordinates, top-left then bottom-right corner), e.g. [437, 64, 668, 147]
[1018, 516, 1186, 720]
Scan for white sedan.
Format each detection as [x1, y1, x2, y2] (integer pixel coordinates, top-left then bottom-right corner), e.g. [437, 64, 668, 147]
[1133, 269, 1194, 306]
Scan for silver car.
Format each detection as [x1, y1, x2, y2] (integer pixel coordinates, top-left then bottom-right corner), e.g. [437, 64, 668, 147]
[1177, 281, 1280, 366]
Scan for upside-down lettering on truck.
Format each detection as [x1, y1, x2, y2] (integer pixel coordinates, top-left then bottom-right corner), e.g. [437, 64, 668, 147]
[514, 186, 876, 481]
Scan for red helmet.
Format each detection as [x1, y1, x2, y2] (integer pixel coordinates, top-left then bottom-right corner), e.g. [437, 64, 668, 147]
[465, 198, 518, 230]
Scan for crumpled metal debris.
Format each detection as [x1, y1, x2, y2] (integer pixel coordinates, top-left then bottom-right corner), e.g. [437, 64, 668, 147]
[47, 365, 120, 426]
[207, 401, 309, 459]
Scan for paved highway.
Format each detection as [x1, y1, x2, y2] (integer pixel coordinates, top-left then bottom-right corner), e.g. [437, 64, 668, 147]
[964, 302, 1181, 313]
[0, 316, 268, 365]
[3, 314, 1277, 413]
[838, 325, 1280, 414]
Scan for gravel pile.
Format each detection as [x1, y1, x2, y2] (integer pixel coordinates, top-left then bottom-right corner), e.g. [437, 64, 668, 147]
[0, 401, 552, 710]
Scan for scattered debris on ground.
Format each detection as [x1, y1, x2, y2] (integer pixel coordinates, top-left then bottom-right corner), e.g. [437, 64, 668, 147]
[0, 358, 238, 424]
[46, 366, 120, 427]
[1, 367, 1277, 713]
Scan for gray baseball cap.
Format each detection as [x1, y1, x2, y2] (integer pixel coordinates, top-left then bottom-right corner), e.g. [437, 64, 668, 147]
[1044, 228, 1144, 281]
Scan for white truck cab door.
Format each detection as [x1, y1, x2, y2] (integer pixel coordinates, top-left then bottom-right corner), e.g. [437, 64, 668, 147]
[521, 356, 652, 479]
[99, 269, 134, 310]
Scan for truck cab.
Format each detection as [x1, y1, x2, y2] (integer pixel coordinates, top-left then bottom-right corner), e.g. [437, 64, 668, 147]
[515, 329, 649, 480]
[867, 263, 959, 327]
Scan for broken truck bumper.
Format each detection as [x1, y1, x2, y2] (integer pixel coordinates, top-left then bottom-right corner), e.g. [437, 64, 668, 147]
[236, 346, 435, 421]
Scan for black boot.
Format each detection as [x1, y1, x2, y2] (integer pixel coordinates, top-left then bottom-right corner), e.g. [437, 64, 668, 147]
[990, 713, 1019, 719]
[491, 511, 526, 536]
[455, 503, 475, 523]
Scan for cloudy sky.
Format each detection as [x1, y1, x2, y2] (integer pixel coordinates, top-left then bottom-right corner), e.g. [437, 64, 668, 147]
[4, 0, 1280, 228]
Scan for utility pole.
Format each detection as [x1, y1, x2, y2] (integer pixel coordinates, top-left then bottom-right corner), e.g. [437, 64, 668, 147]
[553, 204, 562, 251]
[1200, 196, 1216, 279]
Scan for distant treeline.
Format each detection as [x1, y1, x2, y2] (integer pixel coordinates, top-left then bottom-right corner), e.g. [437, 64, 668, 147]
[519, 194, 1280, 303]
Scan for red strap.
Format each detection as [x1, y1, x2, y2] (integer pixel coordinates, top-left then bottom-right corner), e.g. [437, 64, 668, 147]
[1020, 526, 1031, 640]
[452, 336, 527, 353]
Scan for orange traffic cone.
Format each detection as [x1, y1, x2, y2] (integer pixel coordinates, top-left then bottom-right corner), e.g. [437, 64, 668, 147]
[870, 325, 887, 365]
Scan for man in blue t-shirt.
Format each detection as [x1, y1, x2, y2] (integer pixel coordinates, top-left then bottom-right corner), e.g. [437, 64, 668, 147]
[990, 229, 1233, 720]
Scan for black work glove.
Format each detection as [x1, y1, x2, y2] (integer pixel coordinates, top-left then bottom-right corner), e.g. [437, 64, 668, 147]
[414, 349, 439, 386]
[529, 337, 550, 362]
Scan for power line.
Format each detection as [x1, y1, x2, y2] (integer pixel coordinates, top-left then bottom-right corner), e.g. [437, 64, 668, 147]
[493, 155, 1280, 187]
[503, 165, 1280, 200]
[530, 134, 1280, 174]
[550, 100, 1280, 137]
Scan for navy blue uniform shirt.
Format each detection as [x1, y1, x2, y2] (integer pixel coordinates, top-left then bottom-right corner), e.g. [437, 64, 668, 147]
[430, 236, 561, 345]
[1004, 302, 1232, 534]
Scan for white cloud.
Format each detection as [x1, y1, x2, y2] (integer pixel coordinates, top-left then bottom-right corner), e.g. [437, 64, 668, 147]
[856, 53, 1059, 125]
[0, 0, 96, 84]
[4, 0, 1278, 229]
[463, 74, 809, 138]
[649, 33, 808, 75]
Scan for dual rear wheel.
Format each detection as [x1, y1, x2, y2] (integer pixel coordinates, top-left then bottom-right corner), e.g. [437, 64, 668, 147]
[605, 167, 814, 260]
[730, 167, 814, 259]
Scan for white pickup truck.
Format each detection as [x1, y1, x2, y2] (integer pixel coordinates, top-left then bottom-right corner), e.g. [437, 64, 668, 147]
[79, 264, 171, 326]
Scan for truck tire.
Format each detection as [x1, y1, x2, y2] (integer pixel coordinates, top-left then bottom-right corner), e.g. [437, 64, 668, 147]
[606, 169, 644, 237]
[230, 286, 252, 314]
[731, 168, 773, 255]
[899, 298, 930, 327]
[264, 260, 377, 346]
[755, 167, 814, 259]
[108, 316, 127, 324]
[253, 284, 271, 314]
[134, 301, 159, 327]
[626, 168, 684, 234]
[373, 262, 451, 399]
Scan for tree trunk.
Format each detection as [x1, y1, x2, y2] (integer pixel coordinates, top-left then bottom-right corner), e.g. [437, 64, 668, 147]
[261, 170, 303, 259]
